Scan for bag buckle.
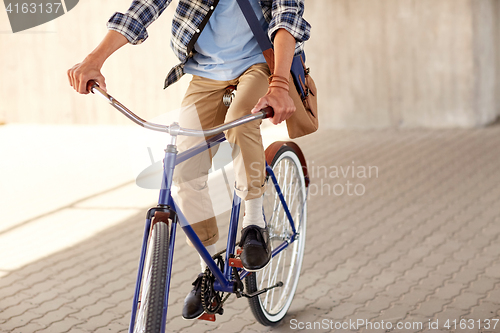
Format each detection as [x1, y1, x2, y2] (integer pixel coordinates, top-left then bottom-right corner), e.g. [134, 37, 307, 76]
[302, 87, 310, 101]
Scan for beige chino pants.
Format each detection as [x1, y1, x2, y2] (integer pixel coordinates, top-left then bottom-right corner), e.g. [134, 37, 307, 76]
[173, 63, 271, 246]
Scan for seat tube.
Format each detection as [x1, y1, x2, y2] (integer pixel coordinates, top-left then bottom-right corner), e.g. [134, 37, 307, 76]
[224, 193, 241, 280]
[159, 136, 178, 206]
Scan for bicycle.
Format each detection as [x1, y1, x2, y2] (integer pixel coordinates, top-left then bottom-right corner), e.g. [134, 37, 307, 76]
[88, 81, 309, 332]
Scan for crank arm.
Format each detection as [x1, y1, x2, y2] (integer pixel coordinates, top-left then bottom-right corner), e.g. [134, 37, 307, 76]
[242, 281, 283, 298]
[232, 267, 245, 298]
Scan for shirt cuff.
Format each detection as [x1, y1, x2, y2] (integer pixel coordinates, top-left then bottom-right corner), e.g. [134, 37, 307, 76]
[268, 12, 311, 44]
[107, 12, 149, 45]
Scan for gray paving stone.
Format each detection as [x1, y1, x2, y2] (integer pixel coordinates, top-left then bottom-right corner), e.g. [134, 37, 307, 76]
[0, 283, 30, 299]
[31, 306, 80, 326]
[163, 315, 195, 332]
[431, 282, 466, 301]
[0, 292, 34, 310]
[68, 302, 118, 321]
[65, 328, 92, 333]
[8, 322, 46, 333]
[449, 292, 485, 311]
[0, 303, 38, 322]
[467, 304, 497, 320]
[71, 310, 120, 332]
[217, 318, 255, 333]
[411, 297, 448, 317]
[93, 317, 129, 333]
[34, 316, 85, 333]
[30, 297, 74, 315]
[345, 286, 379, 304]
[0, 310, 43, 331]
[64, 295, 107, 311]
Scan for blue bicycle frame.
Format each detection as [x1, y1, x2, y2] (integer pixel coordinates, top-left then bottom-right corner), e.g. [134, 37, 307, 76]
[127, 132, 299, 333]
[87, 80, 299, 333]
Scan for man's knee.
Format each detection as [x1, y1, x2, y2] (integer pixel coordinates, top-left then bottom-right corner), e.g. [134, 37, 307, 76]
[186, 217, 219, 247]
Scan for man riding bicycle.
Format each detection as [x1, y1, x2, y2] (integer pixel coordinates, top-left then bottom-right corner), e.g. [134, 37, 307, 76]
[68, 0, 310, 320]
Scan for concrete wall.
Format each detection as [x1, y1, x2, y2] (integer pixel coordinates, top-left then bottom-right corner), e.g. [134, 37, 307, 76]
[1, 0, 499, 128]
[306, 0, 500, 128]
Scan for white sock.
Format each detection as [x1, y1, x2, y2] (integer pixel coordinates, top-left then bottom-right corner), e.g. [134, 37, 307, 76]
[242, 196, 265, 229]
[199, 244, 217, 272]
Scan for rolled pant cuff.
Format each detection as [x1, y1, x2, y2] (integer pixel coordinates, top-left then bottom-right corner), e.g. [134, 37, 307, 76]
[187, 233, 219, 247]
[234, 182, 267, 201]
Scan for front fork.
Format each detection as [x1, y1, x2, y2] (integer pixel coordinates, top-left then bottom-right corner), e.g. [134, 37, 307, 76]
[129, 135, 179, 333]
[128, 205, 177, 333]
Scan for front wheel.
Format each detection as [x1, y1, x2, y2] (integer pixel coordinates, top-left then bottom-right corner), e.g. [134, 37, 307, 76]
[133, 221, 169, 333]
[246, 143, 308, 326]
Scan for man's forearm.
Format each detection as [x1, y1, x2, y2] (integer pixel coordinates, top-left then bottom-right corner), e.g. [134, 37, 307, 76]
[272, 28, 296, 78]
[86, 30, 129, 68]
[251, 28, 296, 124]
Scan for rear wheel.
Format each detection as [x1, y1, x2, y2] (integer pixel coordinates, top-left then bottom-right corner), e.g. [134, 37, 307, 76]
[133, 221, 169, 333]
[246, 144, 308, 326]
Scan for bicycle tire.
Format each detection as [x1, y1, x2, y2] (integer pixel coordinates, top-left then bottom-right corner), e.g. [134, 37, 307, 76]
[133, 221, 169, 333]
[246, 144, 308, 326]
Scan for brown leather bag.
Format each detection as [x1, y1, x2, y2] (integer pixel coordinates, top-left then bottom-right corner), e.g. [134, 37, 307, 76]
[286, 58, 318, 139]
[236, 0, 318, 138]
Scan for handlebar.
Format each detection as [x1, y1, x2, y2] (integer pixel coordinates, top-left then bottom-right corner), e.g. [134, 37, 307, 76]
[87, 80, 274, 137]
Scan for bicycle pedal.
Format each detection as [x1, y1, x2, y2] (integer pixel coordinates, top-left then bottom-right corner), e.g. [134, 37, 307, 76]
[198, 313, 216, 322]
[229, 257, 243, 268]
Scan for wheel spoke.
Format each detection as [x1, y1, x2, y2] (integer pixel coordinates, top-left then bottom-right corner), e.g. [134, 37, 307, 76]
[269, 250, 283, 309]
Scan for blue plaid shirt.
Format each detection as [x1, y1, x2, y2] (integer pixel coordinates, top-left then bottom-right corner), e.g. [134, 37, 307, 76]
[107, 0, 311, 89]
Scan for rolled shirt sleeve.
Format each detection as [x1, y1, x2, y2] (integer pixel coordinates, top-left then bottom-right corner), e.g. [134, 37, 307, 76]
[107, 0, 172, 45]
[267, 0, 311, 44]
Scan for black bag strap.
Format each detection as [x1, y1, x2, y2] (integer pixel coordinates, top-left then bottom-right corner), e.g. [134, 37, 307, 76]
[236, 0, 275, 72]
[236, 0, 272, 51]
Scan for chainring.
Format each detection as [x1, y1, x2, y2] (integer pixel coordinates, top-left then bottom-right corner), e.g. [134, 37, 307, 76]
[200, 255, 225, 315]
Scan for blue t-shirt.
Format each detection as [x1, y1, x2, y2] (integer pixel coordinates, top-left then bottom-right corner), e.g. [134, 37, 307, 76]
[183, 0, 267, 81]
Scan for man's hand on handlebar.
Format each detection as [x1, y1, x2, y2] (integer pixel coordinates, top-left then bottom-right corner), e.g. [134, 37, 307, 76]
[67, 56, 107, 94]
[251, 86, 295, 125]
[67, 31, 129, 94]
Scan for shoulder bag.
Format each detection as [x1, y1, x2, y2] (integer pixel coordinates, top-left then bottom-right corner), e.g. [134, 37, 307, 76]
[236, 0, 318, 139]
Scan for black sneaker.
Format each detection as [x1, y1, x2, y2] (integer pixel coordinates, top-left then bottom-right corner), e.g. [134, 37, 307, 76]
[182, 273, 204, 320]
[239, 225, 271, 272]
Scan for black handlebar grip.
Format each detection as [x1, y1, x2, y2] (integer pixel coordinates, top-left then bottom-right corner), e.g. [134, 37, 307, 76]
[262, 107, 274, 119]
[86, 80, 98, 94]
